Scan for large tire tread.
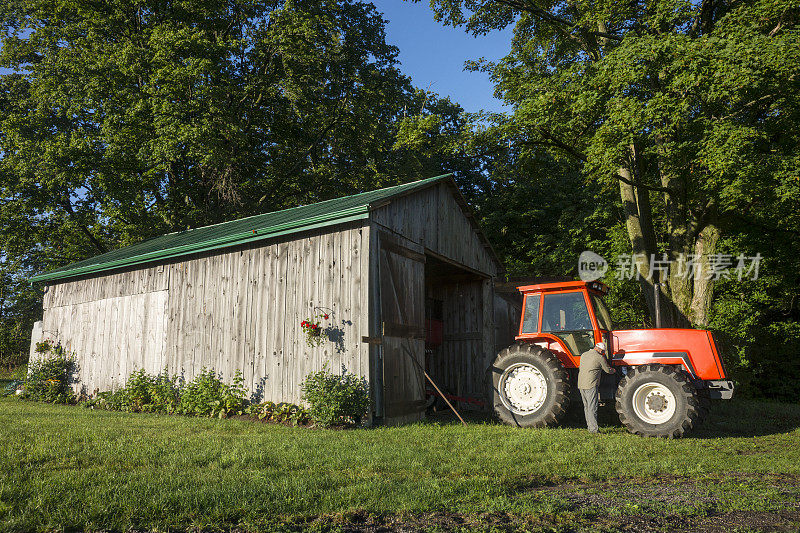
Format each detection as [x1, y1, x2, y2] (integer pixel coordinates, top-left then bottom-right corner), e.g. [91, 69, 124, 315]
[694, 389, 712, 426]
[615, 364, 700, 438]
[492, 343, 570, 428]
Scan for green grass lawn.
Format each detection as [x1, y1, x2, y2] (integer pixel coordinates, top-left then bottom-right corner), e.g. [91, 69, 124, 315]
[2, 397, 800, 532]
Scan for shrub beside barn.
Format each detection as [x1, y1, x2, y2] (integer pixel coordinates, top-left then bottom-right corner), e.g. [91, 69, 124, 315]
[30, 175, 519, 424]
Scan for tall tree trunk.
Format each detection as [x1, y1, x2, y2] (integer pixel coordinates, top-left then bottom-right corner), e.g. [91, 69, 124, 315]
[619, 153, 718, 328]
[664, 245, 694, 328]
[654, 135, 694, 328]
[689, 224, 720, 327]
[636, 133, 720, 330]
[618, 164, 657, 323]
[661, 224, 719, 329]
[618, 144, 686, 327]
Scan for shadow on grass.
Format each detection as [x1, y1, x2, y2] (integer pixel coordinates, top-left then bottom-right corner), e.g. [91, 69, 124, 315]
[420, 398, 800, 438]
[690, 399, 800, 438]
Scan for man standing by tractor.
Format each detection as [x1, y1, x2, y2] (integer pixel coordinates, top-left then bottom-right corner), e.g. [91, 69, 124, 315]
[578, 341, 616, 433]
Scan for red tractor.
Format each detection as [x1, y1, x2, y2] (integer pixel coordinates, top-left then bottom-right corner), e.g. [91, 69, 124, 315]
[491, 281, 734, 437]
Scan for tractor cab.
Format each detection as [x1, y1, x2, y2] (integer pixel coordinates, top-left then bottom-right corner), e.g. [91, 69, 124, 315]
[516, 281, 611, 367]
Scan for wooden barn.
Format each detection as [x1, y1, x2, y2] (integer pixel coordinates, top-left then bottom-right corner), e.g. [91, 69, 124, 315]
[30, 174, 518, 424]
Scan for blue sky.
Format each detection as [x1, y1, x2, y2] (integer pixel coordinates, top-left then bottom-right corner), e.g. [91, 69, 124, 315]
[0, 2, 513, 113]
[377, 1, 513, 113]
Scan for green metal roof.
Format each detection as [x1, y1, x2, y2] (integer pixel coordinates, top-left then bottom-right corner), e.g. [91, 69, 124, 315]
[31, 174, 453, 283]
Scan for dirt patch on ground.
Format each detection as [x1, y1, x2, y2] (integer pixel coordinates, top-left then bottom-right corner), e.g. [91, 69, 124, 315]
[299, 508, 800, 533]
[301, 508, 800, 533]
[529, 472, 800, 511]
[297, 474, 800, 532]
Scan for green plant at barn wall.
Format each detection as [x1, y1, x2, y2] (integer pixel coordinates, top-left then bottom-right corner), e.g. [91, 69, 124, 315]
[247, 401, 311, 426]
[178, 369, 248, 419]
[19, 360, 331, 425]
[301, 365, 370, 427]
[102, 368, 181, 414]
[81, 368, 250, 419]
[22, 341, 76, 404]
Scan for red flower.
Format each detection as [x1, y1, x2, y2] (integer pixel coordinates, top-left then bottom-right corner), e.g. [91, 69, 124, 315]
[323, 314, 329, 319]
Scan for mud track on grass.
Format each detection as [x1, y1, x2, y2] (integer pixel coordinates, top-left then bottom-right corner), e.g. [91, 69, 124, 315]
[302, 473, 800, 532]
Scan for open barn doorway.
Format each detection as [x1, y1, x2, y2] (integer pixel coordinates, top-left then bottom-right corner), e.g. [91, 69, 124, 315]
[424, 253, 489, 413]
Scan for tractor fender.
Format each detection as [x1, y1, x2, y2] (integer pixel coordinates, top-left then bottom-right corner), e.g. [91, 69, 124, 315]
[612, 329, 728, 381]
[512, 335, 579, 369]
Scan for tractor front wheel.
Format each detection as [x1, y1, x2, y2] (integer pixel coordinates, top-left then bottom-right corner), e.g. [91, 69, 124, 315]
[491, 343, 570, 427]
[615, 364, 701, 438]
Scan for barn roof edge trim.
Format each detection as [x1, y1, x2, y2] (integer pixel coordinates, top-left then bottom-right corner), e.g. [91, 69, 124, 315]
[31, 174, 499, 283]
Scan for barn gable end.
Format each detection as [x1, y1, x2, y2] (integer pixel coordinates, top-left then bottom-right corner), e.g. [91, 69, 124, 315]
[366, 180, 501, 424]
[371, 180, 498, 276]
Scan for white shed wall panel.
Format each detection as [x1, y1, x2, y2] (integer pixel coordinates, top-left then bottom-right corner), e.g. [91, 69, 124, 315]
[43, 291, 168, 392]
[43, 264, 170, 309]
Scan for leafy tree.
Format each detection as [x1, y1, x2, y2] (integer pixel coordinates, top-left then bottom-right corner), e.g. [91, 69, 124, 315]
[415, 0, 800, 328]
[1, 0, 420, 245]
[0, 0, 471, 363]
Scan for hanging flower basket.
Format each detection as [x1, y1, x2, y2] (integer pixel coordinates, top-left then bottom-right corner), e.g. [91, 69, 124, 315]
[301, 310, 330, 347]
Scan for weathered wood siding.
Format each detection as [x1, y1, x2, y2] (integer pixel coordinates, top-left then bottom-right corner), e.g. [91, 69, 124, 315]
[41, 222, 371, 403]
[369, 182, 501, 418]
[426, 280, 492, 408]
[38, 181, 505, 424]
[42, 264, 171, 392]
[371, 182, 496, 276]
[28, 320, 43, 366]
[494, 293, 521, 353]
[162, 222, 371, 404]
[376, 231, 426, 424]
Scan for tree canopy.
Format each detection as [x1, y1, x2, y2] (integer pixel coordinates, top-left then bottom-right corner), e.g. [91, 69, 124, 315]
[0, 0, 472, 366]
[418, 0, 799, 325]
[402, 0, 799, 396]
[1, 0, 798, 399]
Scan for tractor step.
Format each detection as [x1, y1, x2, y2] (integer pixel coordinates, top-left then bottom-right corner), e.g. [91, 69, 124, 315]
[705, 379, 735, 399]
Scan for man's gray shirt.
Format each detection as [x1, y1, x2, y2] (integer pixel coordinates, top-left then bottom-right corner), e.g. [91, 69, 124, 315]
[577, 348, 614, 389]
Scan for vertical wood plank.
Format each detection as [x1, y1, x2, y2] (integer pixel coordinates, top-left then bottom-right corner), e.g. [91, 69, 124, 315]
[243, 247, 257, 391]
[359, 223, 371, 385]
[273, 241, 289, 403]
[284, 238, 299, 402]
[254, 244, 268, 401]
[339, 227, 352, 375]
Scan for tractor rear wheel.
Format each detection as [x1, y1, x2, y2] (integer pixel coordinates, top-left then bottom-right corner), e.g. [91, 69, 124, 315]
[694, 393, 712, 426]
[491, 343, 570, 427]
[615, 364, 701, 438]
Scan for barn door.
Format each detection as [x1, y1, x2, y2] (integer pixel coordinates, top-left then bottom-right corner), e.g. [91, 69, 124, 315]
[378, 231, 426, 422]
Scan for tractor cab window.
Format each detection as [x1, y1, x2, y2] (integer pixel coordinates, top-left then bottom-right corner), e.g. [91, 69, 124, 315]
[542, 292, 591, 331]
[590, 293, 613, 331]
[541, 292, 594, 355]
[521, 294, 540, 333]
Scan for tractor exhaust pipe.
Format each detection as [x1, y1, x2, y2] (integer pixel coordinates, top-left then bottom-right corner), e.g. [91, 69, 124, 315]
[654, 282, 662, 328]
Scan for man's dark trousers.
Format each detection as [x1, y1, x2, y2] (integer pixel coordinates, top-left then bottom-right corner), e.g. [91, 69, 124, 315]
[580, 387, 599, 433]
